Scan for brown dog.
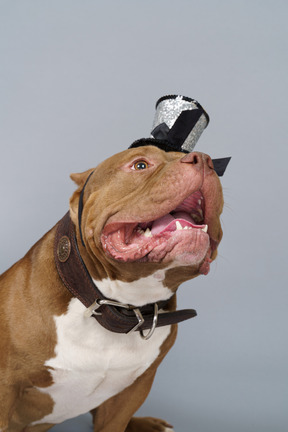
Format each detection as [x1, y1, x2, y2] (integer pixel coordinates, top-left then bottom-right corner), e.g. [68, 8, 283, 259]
[0, 146, 223, 432]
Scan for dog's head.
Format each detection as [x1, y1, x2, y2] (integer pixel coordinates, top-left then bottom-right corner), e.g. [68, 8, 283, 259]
[69, 145, 223, 292]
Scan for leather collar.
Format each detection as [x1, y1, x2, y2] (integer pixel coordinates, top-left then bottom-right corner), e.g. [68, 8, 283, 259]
[54, 212, 197, 338]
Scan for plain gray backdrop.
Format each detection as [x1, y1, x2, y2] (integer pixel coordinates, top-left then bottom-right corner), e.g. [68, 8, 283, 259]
[0, 1, 287, 431]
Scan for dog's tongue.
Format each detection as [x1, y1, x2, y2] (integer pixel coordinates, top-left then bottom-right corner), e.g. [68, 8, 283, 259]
[151, 212, 198, 235]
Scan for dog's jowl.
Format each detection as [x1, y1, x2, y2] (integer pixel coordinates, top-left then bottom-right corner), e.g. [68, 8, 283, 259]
[0, 96, 228, 432]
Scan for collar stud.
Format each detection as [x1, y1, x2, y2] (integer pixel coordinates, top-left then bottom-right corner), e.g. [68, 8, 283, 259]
[57, 235, 71, 263]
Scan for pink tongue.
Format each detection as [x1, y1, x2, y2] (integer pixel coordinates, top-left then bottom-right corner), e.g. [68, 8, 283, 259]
[151, 212, 197, 235]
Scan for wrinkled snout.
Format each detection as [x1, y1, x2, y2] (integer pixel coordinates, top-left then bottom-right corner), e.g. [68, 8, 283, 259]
[180, 152, 215, 175]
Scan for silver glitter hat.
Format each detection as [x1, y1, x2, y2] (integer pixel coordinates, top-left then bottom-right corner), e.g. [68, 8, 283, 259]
[151, 95, 209, 152]
[129, 95, 209, 153]
[129, 94, 231, 176]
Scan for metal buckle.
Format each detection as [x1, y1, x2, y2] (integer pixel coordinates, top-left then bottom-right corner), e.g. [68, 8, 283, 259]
[127, 308, 145, 333]
[85, 299, 131, 317]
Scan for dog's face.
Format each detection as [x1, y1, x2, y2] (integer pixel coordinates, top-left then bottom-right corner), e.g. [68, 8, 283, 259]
[70, 146, 223, 289]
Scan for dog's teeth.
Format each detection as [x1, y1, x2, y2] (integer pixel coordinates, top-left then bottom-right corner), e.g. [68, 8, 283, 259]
[176, 221, 183, 230]
[183, 226, 188, 230]
[202, 225, 208, 233]
[144, 228, 152, 237]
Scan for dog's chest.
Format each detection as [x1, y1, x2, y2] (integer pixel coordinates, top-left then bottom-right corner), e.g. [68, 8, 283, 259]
[35, 298, 171, 425]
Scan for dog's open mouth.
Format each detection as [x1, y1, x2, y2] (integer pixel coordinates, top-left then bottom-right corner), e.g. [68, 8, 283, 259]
[101, 190, 215, 272]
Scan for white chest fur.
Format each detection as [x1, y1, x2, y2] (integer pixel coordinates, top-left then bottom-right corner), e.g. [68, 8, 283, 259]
[34, 297, 171, 425]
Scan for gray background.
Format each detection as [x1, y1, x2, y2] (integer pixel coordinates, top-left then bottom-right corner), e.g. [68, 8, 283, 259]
[0, 1, 287, 431]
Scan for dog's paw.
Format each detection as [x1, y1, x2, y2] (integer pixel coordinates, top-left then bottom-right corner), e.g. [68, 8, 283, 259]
[127, 416, 174, 431]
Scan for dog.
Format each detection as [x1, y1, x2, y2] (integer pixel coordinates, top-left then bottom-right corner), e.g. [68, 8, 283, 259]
[0, 145, 223, 432]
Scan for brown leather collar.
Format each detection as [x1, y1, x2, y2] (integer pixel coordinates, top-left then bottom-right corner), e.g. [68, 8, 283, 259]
[54, 212, 197, 338]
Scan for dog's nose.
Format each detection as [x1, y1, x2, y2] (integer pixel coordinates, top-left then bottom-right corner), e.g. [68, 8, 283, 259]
[180, 152, 202, 166]
[180, 152, 214, 174]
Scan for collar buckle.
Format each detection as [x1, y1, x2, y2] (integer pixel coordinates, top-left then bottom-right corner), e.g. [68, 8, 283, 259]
[85, 298, 131, 317]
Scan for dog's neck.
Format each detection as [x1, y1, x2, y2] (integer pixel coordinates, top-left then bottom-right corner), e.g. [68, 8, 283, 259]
[54, 212, 197, 339]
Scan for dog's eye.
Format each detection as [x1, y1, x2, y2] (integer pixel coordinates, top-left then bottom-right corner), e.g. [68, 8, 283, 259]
[133, 160, 149, 170]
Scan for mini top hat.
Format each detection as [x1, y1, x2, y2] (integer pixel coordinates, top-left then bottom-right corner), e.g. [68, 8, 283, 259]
[129, 95, 230, 176]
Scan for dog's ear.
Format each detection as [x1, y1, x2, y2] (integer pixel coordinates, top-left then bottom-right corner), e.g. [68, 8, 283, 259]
[70, 168, 94, 188]
[69, 168, 94, 226]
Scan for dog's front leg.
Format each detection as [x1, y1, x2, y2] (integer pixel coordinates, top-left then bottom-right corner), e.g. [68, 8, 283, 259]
[124, 417, 174, 432]
[91, 327, 177, 432]
[91, 369, 173, 432]
[91, 366, 158, 432]
[0, 384, 18, 431]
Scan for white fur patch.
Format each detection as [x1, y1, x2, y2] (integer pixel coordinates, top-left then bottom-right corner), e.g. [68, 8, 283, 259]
[33, 297, 171, 425]
[94, 271, 172, 307]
